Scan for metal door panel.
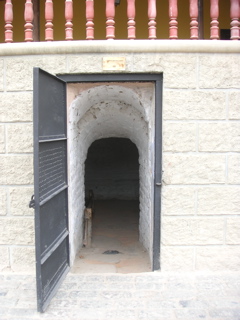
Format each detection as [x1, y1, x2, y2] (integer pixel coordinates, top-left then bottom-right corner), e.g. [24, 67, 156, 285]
[40, 189, 68, 260]
[40, 237, 69, 306]
[39, 140, 67, 203]
[33, 68, 69, 312]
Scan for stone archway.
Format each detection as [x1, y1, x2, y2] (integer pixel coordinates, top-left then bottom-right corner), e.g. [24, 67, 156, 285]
[67, 82, 155, 268]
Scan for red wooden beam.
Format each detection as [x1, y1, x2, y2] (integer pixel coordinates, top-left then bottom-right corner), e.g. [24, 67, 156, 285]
[45, 0, 54, 41]
[24, 0, 34, 42]
[210, 0, 219, 40]
[127, 0, 136, 40]
[189, 0, 199, 39]
[148, 0, 157, 39]
[106, 0, 115, 40]
[65, 0, 73, 40]
[86, 0, 94, 40]
[4, 0, 13, 43]
[230, 0, 240, 40]
[169, 0, 178, 39]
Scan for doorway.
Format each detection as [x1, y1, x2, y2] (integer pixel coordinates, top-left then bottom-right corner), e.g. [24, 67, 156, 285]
[72, 137, 151, 273]
[33, 70, 162, 311]
[66, 80, 159, 271]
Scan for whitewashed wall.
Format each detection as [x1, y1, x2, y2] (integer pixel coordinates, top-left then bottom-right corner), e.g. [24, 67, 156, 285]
[0, 42, 239, 272]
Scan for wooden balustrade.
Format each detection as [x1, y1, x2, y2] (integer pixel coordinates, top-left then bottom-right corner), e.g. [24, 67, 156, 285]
[65, 0, 73, 40]
[86, 0, 94, 40]
[127, 0, 136, 40]
[24, 0, 34, 42]
[45, 0, 54, 41]
[230, 0, 240, 40]
[148, 0, 157, 39]
[2, 0, 240, 43]
[106, 0, 115, 40]
[189, 0, 198, 39]
[169, 0, 178, 39]
[210, 0, 219, 40]
[4, 0, 13, 43]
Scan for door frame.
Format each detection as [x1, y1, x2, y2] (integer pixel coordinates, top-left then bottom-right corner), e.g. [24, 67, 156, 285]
[58, 73, 162, 271]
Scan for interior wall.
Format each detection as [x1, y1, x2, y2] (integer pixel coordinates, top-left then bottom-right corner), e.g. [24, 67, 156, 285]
[67, 82, 155, 266]
[85, 138, 139, 200]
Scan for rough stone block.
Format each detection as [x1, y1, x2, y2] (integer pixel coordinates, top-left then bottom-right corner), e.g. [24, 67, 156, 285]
[5, 56, 67, 91]
[131, 54, 163, 73]
[162, 54, 197, 89]
[229, 92, 240, 119]
[0, 155, 33, 184]
[199, 54, 240, 89]
[175, 308, 207, 319]
[0, 247, 10, 271]
[0, 92, 32, 123]
[0, 124, 5, 153]
[10, 247, 35, 273]
[209, 309, 240, 320]
[198, 187, 240, 215]
[0, 218, 34, 245]
[162, 187, 196, 215]
[7, 123, 33, 153]
[228, 154, 240, 184]
[199, 122, 240, 152]
[163, 90, 226, 120]
[163, 154, 225, 185]
[161, 247, 194, 271]
[0, 59, 3, 91]
[163, 122, 196, 152]
[9, 187, 34, 216]
[226, 218, 240, 244]
[0, 188, 7, 216]
[68, 54, 104, 73]
[196, 246, 240, 271]
[162, 217, 224, 245]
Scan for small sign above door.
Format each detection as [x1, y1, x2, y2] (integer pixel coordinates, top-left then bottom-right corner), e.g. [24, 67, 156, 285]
[102, 57, 126, 71]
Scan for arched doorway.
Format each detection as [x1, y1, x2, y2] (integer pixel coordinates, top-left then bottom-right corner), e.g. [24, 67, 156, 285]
[75, 137, 150, 273]
[67, 82, 156, 271]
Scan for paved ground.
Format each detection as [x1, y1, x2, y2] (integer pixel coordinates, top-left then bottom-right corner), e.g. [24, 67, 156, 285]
[0, 271, 240, 320]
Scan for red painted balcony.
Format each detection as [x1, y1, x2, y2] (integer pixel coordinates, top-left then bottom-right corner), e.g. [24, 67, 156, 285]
[1, 0, 239, 43]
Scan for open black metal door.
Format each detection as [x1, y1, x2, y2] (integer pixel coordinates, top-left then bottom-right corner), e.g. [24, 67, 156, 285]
[33, 68, 70, 312]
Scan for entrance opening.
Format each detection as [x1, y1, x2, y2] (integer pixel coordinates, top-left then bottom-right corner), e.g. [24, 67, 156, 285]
[33, 71, 162, 311]
[72, 138, 151, 273]
[66, 80, 160, 272]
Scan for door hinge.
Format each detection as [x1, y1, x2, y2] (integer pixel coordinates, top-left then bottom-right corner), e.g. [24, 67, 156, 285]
[29, 195, 35, 209]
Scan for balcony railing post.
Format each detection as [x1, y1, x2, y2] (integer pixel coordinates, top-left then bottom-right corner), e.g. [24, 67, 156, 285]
[106, 0, 115, 40]
[86, 0, 94, 40]
[45, 0, 54, 41]
[65, 0, 73, 40]
[210, 0, 219, 40]
[127, 0, 136, 40]
[189, 0, 199, 39]
[24, 0, 34, 42]
[230, 0, 240, 40]
[148, 0, 157, 39]
[4, 0, 13, 43]
[169, 0, 178, 39]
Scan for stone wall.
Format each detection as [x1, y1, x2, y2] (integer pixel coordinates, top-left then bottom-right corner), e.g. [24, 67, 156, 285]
[0, 42, 239, 272]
